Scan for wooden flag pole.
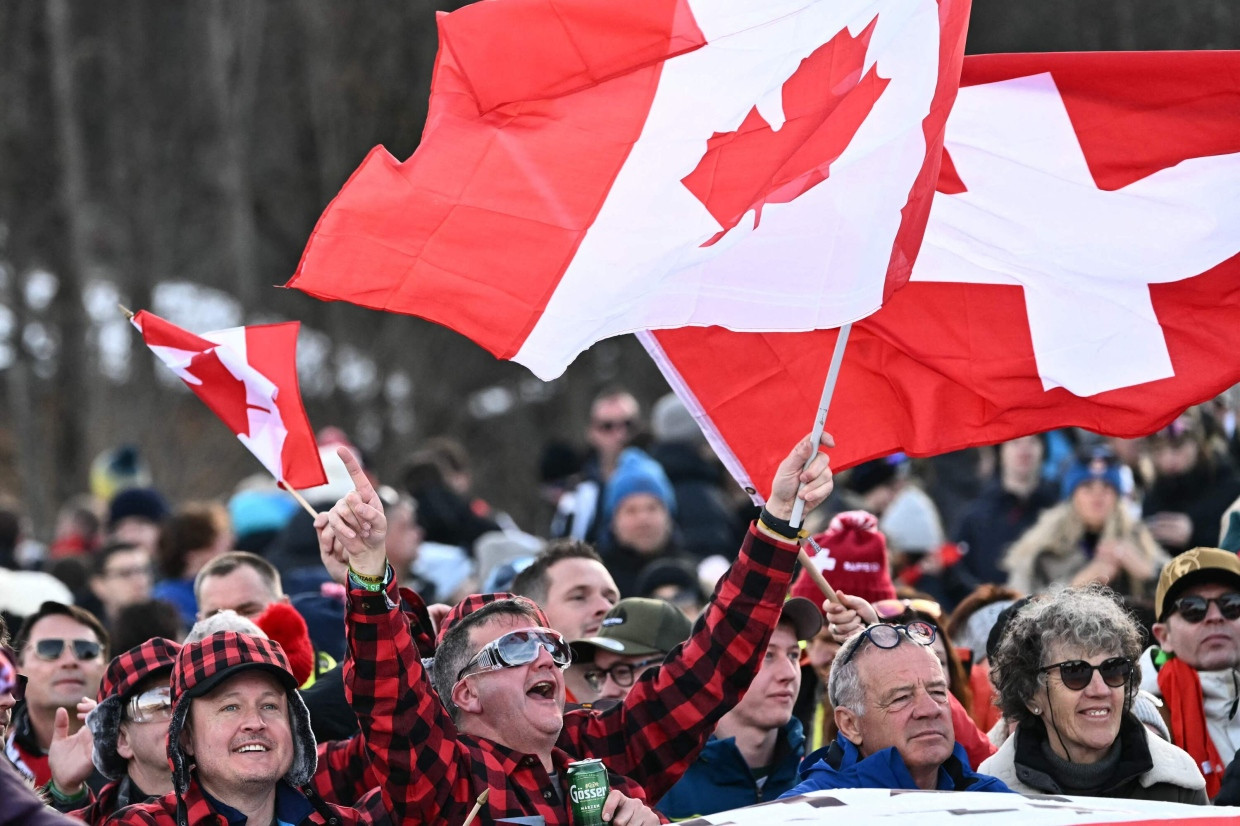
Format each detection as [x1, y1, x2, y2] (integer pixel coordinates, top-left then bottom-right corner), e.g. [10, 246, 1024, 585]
[796, 545, 839, 604]
[118, 304, 134, 320]
[789, 322, 851, 530]
[279, 482, 320, 519]
[462, 789, 490, 826]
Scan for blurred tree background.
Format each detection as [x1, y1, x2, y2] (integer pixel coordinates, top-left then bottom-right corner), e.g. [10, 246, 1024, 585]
[0, 0, 1235, 537]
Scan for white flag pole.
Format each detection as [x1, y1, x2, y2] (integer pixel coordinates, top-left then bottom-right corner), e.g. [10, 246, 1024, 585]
[789, 322, 851, 530]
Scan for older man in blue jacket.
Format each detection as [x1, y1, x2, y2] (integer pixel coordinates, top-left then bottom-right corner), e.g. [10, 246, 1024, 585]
[783, 621, 1011, 796]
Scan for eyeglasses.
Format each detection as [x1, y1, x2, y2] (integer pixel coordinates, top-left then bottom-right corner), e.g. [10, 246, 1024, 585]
[0, 660, 26, 701]
[873, 598, 943, 622]
[591, 419, 634, 433]
[33, 639, 103, 662]
[1040, 657, 1133, 691]
[456, 628, 571, 681]
[125, 685, 173, 723]
[1170, 593, 1240, 624]
[838, 621, 937, 668]
[582, 656, 664, 692]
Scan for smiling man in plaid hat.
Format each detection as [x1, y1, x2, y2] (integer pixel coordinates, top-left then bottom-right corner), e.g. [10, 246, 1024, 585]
[318, 431, 835, 825]
[107, 630, 383, 826]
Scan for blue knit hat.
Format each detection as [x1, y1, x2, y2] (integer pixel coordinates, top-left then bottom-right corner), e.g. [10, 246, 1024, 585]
[1060, 446, 1124, 500]
[603, 448, 676, 520]
[228, 489, 298, 541]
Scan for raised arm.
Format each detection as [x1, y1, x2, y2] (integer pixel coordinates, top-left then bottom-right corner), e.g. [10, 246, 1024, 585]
[323, 447, 470, 824]
[563, 433, 834, 800]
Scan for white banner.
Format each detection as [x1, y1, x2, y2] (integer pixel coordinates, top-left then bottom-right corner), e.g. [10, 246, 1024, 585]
[678, 789, 1239, 825]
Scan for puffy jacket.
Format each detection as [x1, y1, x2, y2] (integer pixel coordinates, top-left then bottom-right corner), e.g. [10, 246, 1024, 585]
[782, 734, 1012, 797]
[979, 715, 1207, 804]
[658, 718, 804, 820]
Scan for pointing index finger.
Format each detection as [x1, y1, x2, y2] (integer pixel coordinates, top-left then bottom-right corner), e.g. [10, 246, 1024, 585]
[336, 446, 374, 499]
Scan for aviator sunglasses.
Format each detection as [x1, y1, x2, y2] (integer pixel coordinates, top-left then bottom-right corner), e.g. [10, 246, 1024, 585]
[1040, 656, 1133, 691]
[456, 628, 571, 682]
[1169, 593, 1240, 624]
[33, 638, 103, 662]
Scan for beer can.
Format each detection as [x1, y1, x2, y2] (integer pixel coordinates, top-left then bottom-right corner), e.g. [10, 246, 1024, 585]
[566, 758, 610, 826]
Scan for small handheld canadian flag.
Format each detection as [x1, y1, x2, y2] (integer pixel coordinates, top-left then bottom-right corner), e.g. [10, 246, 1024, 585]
[130, 310, 327, 493]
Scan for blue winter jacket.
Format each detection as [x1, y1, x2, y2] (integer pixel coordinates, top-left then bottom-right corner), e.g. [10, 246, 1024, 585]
[658, 718, 805, 820]
[781, 733, 1013, 797]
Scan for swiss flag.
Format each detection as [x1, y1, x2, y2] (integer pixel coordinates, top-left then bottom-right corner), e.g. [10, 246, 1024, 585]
[288, 0, 971, 380]
[644, 51, 1240, 501]
[133, 311, 327, 491]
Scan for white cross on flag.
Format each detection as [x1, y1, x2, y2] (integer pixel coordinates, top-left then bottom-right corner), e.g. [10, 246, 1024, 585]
[133, 311, 327, 491]
[288, 0, 971, 380]
[643, 50, 1240, 499]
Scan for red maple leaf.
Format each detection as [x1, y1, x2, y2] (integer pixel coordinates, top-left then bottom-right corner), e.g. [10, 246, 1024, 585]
[185, 348, 257, 439]
[682, 17, 890, 246]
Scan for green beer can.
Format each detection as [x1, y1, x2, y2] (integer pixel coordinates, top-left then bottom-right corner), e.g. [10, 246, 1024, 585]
[566, 758, 610, 825]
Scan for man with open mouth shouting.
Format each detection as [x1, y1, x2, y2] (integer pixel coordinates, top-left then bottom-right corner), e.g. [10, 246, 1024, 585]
[319, 431, 835, 825]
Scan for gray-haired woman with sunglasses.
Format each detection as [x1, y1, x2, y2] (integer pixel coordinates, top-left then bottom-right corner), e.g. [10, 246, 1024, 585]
[982, 586, 1207, 803]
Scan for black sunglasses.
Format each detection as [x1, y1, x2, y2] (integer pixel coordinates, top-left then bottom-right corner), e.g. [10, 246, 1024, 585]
[1040, 656, 1132, 691]
[582, 655, 663, 692]
[838, 621, 937, 668]
[1170, 593, 1240, 624]
[33, 638, 103, 662]
[0, 661, 25, 701]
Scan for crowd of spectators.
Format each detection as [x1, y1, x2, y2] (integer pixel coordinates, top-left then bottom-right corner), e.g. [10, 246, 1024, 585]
[2, 389, 1240, 823]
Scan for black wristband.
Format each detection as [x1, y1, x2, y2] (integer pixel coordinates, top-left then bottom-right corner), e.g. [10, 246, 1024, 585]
[759, 508, 804, 540]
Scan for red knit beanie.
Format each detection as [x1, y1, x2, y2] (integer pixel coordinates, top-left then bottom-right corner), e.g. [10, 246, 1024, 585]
[790, 510, 897, 611]
[254, 602, 316, 687]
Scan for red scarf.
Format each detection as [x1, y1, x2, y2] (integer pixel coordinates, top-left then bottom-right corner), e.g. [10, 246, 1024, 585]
[1157, 656, 1224, 798]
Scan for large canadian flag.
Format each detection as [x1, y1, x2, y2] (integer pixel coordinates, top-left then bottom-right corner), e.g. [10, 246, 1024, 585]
[643, 51, 1240, 501]
[288, 0, 971, 380]
[133, 311, 327, 490]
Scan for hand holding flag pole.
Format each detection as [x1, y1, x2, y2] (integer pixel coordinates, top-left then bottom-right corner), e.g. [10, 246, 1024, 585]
[767, 427, 841, 605]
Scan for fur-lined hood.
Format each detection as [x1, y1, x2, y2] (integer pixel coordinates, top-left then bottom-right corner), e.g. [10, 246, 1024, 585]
[168, 631, 317, 799]
[1002, 501, 1167, 596]
[86, 637, 181, 781]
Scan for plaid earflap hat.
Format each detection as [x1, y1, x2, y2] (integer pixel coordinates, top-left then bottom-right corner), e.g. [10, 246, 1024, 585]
[168, 631, 317, 797]
[86, 638, 181, 781]
[435, 592, 553, 647]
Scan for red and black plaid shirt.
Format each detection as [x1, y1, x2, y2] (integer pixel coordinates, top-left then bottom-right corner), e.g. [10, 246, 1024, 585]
[311, 733, 377, 806]
[345, 522, 798, 825]
[102, 777, 373, 826]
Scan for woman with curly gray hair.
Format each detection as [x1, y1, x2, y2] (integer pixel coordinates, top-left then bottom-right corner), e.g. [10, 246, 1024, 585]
[980, 586, 1207, 803]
